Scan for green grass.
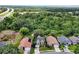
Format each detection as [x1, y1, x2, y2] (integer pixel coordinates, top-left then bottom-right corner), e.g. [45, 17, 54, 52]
[13, 34, 23, 47]
[68, 44, 78, 52]
[30, 48, 34, 54]
[0, 11, 10, 16]
[59, 44, 64, 50]
[40, 47, 54, 51]
[59, 44, 79, 53]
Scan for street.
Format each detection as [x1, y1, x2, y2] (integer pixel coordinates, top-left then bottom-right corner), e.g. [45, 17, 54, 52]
[0, 8, 14, 21]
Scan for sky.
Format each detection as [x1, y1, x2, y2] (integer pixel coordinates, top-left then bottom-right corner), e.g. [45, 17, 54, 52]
[0, 0, 79, 6]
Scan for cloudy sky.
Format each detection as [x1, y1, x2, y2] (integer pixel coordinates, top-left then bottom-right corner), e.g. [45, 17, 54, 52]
[0, 0, 79, 5]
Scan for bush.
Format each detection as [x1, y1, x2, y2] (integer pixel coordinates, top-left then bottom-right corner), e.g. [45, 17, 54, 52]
[19, 27, 29, 36]
[74, 44, 79, 54]
[59, 44, 64, 50]
[68, 44, 77, 52]
[0, 44, 23, 54]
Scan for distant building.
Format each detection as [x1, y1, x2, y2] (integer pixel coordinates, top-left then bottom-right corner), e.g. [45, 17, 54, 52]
[57, 36, 71, 45]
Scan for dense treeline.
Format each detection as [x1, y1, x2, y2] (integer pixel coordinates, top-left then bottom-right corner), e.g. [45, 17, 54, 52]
[46, 8, 79, 12]
[0, 8, 7, 13]
[0, 8, 79, 37]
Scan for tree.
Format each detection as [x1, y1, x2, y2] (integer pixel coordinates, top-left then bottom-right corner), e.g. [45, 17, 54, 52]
[33, 29, 44, 37]
[19, 27, 29, 36]
[13, 12, 20, 17]
[0, 17, 13, 31]
[44, 29, 51, 35]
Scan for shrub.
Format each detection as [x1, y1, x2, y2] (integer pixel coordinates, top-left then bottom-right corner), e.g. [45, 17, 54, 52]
[59, 44, 64, 50]
[0, 44, 23, 54]
[68, 44, 77, 52]
[74, 44, 79, 54]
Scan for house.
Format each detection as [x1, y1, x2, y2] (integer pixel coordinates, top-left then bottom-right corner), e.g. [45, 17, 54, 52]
[46, 36, 59, 46]
[19, 37, 32, 48]
[69, 36, 79, 44]
[46, 36, 61, 52]
[19, 37, 32, 54]
[57, 36, 71, 45]
[0, 30, 20, 43]
[36, 35, 45, 46]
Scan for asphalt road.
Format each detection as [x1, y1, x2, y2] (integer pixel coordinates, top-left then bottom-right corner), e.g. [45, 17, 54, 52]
[0, 8, 14, 21]
[40, 50, 74, 54]
[0, 8, 10, 16]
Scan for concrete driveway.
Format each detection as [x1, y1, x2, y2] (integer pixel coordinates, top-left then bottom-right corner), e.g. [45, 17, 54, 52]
[63, 45, 70, 52]
[54, 44, 61, 52]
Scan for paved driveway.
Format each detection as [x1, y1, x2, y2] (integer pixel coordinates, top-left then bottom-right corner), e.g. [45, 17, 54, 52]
[54, 44, 61, 52]
[63, 45, 70, 52]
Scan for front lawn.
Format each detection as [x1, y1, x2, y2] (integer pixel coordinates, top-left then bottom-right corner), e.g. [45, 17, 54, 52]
[40, 46, 54, 51]
[68, 44, 78, 52]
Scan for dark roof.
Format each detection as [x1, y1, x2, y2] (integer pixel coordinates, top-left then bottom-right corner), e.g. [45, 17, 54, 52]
[57, 36, 71, 45]
[36, 35, 45, 45]
[37, 35, 44, 41]
[69, 36, 79, 44]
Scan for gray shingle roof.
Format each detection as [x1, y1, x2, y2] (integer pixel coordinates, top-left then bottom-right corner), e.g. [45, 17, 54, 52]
[69, 36, 79, 44]
[57, 36, 71, 45]
[36, 35, 45, 45]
